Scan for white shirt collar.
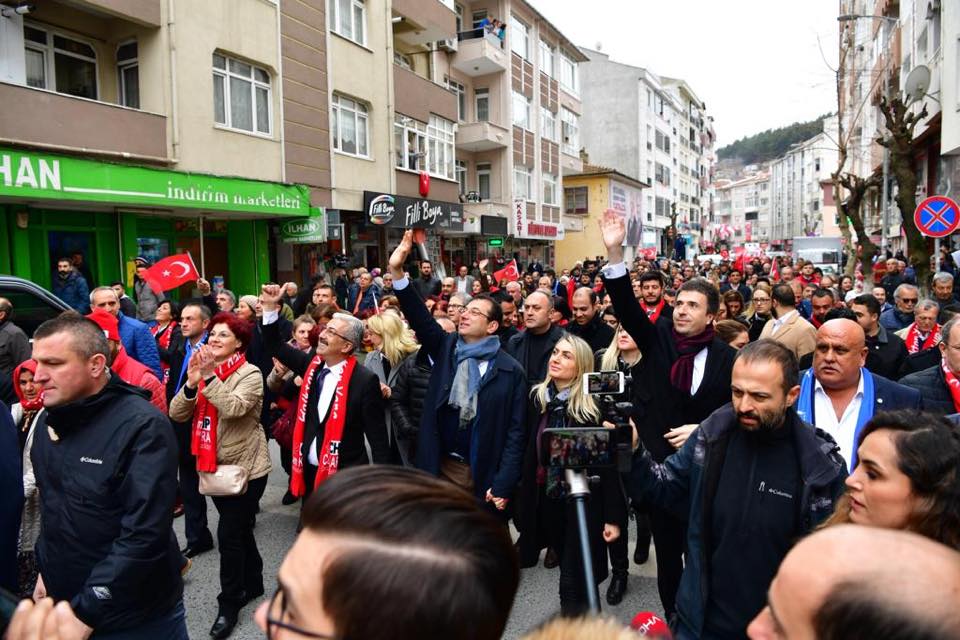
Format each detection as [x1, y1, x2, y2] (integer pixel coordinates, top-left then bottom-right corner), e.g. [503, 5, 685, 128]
[813, 370, 864, 397]
[324, 359, 349, 373]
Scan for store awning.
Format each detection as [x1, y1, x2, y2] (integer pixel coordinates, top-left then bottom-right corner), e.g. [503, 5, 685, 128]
[0, 146, 312, 218]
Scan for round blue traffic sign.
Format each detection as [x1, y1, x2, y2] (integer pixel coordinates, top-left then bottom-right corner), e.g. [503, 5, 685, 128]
[914, 195, 960, 238]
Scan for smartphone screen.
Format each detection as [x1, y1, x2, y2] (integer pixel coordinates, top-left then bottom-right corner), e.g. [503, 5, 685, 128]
[542, 428, 614, 469]
[582, 371, 625, 395]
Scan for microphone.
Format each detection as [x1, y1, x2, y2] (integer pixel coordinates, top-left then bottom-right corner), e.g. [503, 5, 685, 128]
[630, 611, 672, 638]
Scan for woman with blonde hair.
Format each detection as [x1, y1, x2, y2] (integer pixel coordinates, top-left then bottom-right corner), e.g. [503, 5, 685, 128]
[364, 311, 420, 465]
[517, 333, 627, 616]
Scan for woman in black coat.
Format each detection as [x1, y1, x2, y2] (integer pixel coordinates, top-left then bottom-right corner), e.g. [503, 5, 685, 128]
[517, 333, 627, 617]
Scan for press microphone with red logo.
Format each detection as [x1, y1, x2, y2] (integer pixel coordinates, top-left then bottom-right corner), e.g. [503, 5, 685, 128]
[630, 612, 672, 638]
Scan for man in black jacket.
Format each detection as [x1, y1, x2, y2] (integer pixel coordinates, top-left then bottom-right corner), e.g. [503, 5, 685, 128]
[600, 209, 736, 618]
[568, 287, 615, 352]
[506, 290, 564, 386]
[900, 315, 960, 414]
[411, 259, 441, 301]
[850, 294, 908, 380]
[637, 271, 673, 328]
[28, 313, 186, 637]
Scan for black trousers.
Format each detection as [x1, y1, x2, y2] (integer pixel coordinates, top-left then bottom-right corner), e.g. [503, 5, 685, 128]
[649, 505, 686, 618]
[212, 475, 268, 613]
[173, 420, 212, 549]
[607, 503, 650, 577]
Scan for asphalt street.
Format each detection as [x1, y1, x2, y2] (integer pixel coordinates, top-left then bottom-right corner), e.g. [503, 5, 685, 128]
[175, 442, 665, 639]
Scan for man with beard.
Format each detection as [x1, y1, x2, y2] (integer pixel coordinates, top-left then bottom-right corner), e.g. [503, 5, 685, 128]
[637, 271, 673, 328]
[759, 284, 817, 360]
[629, 340, 848, 640]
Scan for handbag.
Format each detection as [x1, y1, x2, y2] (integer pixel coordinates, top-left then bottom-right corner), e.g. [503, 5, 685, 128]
[198, 465, 249, 496]
[270, 403, 297, 450]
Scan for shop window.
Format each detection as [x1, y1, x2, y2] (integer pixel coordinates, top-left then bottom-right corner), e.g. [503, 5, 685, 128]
[213, 53, 272, 135]
[23, 24, 98, 99]
[332, 94, 370, 157]
[117, 41, 139, 109]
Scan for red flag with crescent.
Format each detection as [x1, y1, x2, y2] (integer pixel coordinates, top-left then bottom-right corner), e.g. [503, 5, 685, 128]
[493, 259, 520, 283]
[143, 253, 200, 293]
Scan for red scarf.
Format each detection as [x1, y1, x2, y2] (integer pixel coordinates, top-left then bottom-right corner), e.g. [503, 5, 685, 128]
[905, 322, 941, 354]
[641, 299, 666, 324]
[942, 360, 960, 413]
[670, 326, 715, 393]
[191, 352, 247, 472]
[290, 355, 357, 497]
[13, 359, 43, 411]
[151, 322, 175, 383]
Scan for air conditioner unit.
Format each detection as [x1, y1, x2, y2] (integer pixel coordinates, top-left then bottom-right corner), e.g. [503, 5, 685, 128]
[439, 38, 458, 52]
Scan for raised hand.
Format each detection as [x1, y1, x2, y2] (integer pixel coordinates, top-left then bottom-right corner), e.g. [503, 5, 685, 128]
[185, 349, 204, 388]
[599, 209, 626, 263]
[197, 278, 211, 295]
[388, 230, 414, 280]
[260, 283, 283, 311]
[479, 258, 489, 272]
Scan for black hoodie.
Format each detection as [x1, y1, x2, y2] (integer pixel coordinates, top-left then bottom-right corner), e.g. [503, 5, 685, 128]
[31, 375, 183, 632]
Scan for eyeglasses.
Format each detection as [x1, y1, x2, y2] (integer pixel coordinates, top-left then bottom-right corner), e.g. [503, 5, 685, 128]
[320, 326, 350, 342]
[464, 307, 491, 320]
[898, 298, 919, 304]
[265, 588, 340, 639]
[447, 304, 466, 312]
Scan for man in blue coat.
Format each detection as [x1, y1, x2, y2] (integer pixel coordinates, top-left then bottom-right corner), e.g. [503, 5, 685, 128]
[90, 286, 162, 379]
[52, 257, 90, 313]
[388, 230, 527, 516]
[0, 400, 22, 592]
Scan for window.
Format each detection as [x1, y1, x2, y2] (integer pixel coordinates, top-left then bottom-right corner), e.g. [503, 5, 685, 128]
[332, 94, 369, 156]
[540, 106, 557, 141]
[655, 129, 671, 153]
[117, 41, 139, 108]
[655, 196, 671, 217]
[446, 77, 465, 120]
[559, 50, 578, 94]
[542, 173, 558, 205]
[456, 160, 467, 194]
[24, 25, 98, 99]
[213, 53, 272, 135]
[560, 107, 579, 155]
[394, 52, 412, 70]
[455, 3, 464, 32]
[475, 87, 489, 121]
[477, 162, 491, 200]
[512, 91, 530, 129]
[510, 15, 529, 59]
[329, 0, 366, 46]
[427, 115, 456, 180]
[655, 163, 671, 186]
[513, 165, 532, 201]
[539, 40, 554, 77]
[395, 115, 426, 171]
[564, 186, 587, 214]
[471, 10, 487, 29]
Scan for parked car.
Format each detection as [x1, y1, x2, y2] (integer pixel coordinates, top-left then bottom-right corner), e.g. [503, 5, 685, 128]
[0, 275, 71, 338]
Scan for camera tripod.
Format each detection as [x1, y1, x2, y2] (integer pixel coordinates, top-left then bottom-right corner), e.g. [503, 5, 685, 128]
[565, 468, 601, 613]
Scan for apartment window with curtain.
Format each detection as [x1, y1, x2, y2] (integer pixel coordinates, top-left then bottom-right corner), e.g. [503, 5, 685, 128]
[539, 39, 554, 77]
[427, 115, 456, 180]
[24, 24, 98, 99]
[512, 91, 530, 129]
[559, 50, 578, 94]
[510, 15, 529, 59]
[540, 106, 557, 141]
[446, 77, 465, 121]
[116, 41, 139, 108]
[213, 53, 272, 135]
[477, 163, 491, 200]
[564, 186, 588, 214]
[331, 94, 369, 156]
[456, 160, 467, 194]
[542, 173, 558, 205]
[475, 87, 490, 121]
[395, 115, 426, 171]
[560, 107, 579, 155]
[328, 0, 366, 46]
[513, 166, 532, 201]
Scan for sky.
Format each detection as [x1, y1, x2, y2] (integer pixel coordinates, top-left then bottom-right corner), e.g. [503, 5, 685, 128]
[528, 0, 840, 148]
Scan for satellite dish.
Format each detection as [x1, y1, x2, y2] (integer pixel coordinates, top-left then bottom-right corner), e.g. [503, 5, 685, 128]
[904, 65, 931, 104]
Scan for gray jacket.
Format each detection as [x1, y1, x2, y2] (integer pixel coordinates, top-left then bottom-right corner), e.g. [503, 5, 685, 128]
[0, 320, 30, 375]
[134, 279, 165, 322]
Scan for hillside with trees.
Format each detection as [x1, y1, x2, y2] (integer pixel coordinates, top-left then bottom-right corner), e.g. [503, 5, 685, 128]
[718, 114, 832, 164]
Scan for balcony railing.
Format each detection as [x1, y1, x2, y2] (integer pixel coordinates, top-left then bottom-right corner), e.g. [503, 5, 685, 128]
[457, 28, 504, 48]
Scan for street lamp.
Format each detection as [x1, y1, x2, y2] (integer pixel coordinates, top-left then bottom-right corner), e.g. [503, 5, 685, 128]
[837, 14, 899, 23]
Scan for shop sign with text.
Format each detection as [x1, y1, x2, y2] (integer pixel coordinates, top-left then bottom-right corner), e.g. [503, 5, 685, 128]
[279, 207, 326, 243]
[363, 191, 463, 231]
[0, 147, 311, 217]
[512, 198, 564, 240]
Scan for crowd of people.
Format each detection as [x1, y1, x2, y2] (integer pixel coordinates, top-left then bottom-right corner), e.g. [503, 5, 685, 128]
[3, 213, 960, 639]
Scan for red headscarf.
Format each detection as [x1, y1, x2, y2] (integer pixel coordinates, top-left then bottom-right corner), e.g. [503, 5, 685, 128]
[13, 359, 43, 411]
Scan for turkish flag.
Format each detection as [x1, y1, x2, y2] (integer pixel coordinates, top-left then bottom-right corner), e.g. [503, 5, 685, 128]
[733, 248, 746, 273]
[493, 259, 520, 283]
[142, 253, 200, 293]
[770, 258, 780, 281]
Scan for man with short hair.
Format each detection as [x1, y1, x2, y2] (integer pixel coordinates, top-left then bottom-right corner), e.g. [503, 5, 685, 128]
[748, 525, 960, 640]
[638, 271, 673, 328]
[880, 283, 919, 331]
[796, 319, 921, 469]
[568, 287, 616, 352]
[497, 295, 520, 348]
[931, 271, 960, 323]
[52, 257, 90, 312]
[896, 299, 941, 355]
[216, 289, 236, 313]
[133, 257, 165, 322]
[809, 287, 835, 329]
[900, 315, 960, 414]
[411, 259, 441, 300]
[506, 290, 563, 386]
[110, 281, 138, 319]
[720, 268, 752, 303]
[27, 313, 187, 638]
[759, 284, 818, 360]
[0, 297, 30, 375]
[881, 257, 905, 300]
[849, 294, 908, 380]
[447, 292, 471, 326]
[87, 309, 167, 412]
[778, 265, 794, 283]
[90, 286, 162, 379]
[505, 281, 523, 306]
[872, 285, 893, 314]
[389, 231, 527, 514]
[631, 340, 848, 639]
[454, 264, 475, 294]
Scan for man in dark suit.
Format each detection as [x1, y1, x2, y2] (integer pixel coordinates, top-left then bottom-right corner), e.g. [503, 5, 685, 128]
[795, 319, 922, 471]
[260, 286, 391, 499]
[849, 294, 908, 380]
[900, 315, 960, 415]
[599, 210, 737, 619]
[568, 287, 616, 352]
[388, 230, 527, 518]
[719, 268, 752, 304]
[506, 290, 564, 386]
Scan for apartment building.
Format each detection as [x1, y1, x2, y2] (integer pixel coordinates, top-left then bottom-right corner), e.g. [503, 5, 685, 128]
[712, 171, 771, 247]
[578, 48, 713, 259]
[0, 0, 330, 296]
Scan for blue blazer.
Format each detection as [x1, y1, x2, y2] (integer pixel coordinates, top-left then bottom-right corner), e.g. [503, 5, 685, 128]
[394, 283, 528, 502]
[118, 313, 162, 379]
[799, 369, 923, 420]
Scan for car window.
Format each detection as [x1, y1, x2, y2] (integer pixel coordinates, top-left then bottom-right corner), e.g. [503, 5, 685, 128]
[2, 288, 67, 338]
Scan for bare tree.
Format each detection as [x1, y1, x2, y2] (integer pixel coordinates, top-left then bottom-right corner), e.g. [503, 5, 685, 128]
[839, 172, 882, 278]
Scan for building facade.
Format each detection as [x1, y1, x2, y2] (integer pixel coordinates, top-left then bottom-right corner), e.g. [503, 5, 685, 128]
[712, 171, 770, 248]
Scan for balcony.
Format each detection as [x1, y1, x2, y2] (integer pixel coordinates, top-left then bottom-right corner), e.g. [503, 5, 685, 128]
[0, 82, 167, 159]
[452, 29, 508, 77]
[392, 0, 456, 46]
[65, 0, 161, 27]
[456, 121, 509, 152]
[393, 65, 457, 123]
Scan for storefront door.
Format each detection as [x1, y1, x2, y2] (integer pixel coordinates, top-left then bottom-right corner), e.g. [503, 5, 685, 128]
[48, 230, 96, 290]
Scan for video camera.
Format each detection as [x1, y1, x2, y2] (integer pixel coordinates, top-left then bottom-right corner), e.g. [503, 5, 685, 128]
[540, 371, 634, 473]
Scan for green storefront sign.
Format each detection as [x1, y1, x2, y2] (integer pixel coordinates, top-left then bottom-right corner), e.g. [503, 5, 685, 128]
[279, 207, 327, 243]
[0, 146, 311, 216]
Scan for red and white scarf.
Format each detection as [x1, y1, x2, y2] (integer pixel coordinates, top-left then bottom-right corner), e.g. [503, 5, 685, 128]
[641, 299, 666, 324]
[290, 355, 357, 497]
[942, 359, 960, 413]
[191, 352, 247, 472]
[905, 322, 941, 354]
[151, 322, 176, 384]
